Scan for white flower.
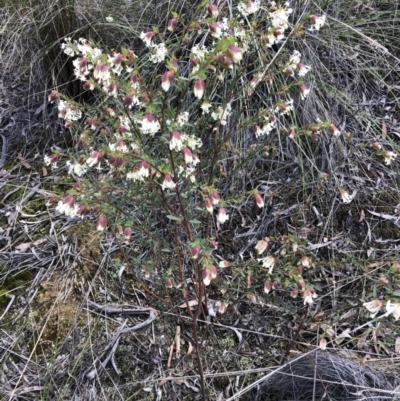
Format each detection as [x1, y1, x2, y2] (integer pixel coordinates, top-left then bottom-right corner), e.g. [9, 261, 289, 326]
[275, 99, 294, 116]
[217, 208, 229, 224]
[255, 238, 269, 255]
[119, 116, 131, 132]
[385, 300, 400, 320]
[93, 63, 111, 85]
[56, 195, 78, 217]
[169, 131, 183, 151]
[107, 54, 124, 75]
[127, 163, 149, 181]
[105, 15, 114, 22]
[209, 22, 222, 39]
[44, 154, 58, 167]
[77, 42, 102, 60]
[383, 151, 397, 165]
[233, 26, 247, 39]
[303, 289, 317, 305]
[177, 165, 196, 178]
[255, 120, 275, 137]
[340, 189, 355, 204]
[363, 299, 383, 318]
[139, 161, 150, 178]
[299, 84, 310, 100]
[258, 255, 275, 273]
[297, 63, 311, 77]
[266, 32, 278, 48]
[329, 124, 340, 137]
[72, 57, 91, 81]
[162, 174, 176, 190]
[301, 256, 312, 268]
[309, 15, 326, 31]
[103, 83, 118, 98]
[161, 70, 174, 91]
[288, 50, 301, 67]
[86, 151, 102, 167]
[140, 31, 155, 47]
[66, 161, 88, 177]
[193, 79, 205, 99]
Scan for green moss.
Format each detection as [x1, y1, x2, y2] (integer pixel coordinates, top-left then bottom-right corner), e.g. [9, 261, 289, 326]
[219, 335, 236, 349]
[237, 356, 255, 371]
[0, 267, 32, 307]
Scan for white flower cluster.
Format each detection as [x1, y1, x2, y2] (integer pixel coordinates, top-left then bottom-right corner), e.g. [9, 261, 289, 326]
[211, 103, 232, 126]
[109, 142, 129, 153]
[107, 55, 123, 75]
[364, 299, 400, 320]
[56, 200, 78, 217]
[263, 3, 293, 47]
[210, 18, 230, 39]
[284, 50, 312, 76]
[66, 161, 88, 177]
[93, 63, 111, 86]
[233, 25, 247, 40]
[58, 100, 82, 121]
[275, 99, 294, 116]
[44, 155, 57, 169]
[177, 112, 190, 127]
[255, 119, 276, 138]
[119, 116, 132, 133]
[149, 43, 168, 64]
[238, 0, 260, 16]
[181, 133, 202, 150]
[192, 44, 209, 60]
[140, 32, 168, 63]
[269, 2, 293, 30]
[76, 38, 102, 60]
[177, 165, 197, 182]
[139, 115, 161, 135]
[61, 41, 76, 57]
[126, 165, 150, 182]
[309, 15, 326, 32]
[288, 50, 301, 66]
[72, 58, 91, 81]
[62, 38, 102, 60]
[200, 101, 211, 113]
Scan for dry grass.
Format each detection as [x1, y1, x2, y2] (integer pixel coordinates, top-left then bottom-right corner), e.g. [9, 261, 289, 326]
[0, 0, 400, 400]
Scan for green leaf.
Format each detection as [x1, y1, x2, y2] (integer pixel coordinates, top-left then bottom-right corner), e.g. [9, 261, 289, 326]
[189, 219, 201, 224]
[167, 214, 182, 222]
[161, 248, 172, 253]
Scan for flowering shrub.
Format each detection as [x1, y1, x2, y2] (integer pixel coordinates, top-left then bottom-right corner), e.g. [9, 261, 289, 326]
[46, 1, 338, 310]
